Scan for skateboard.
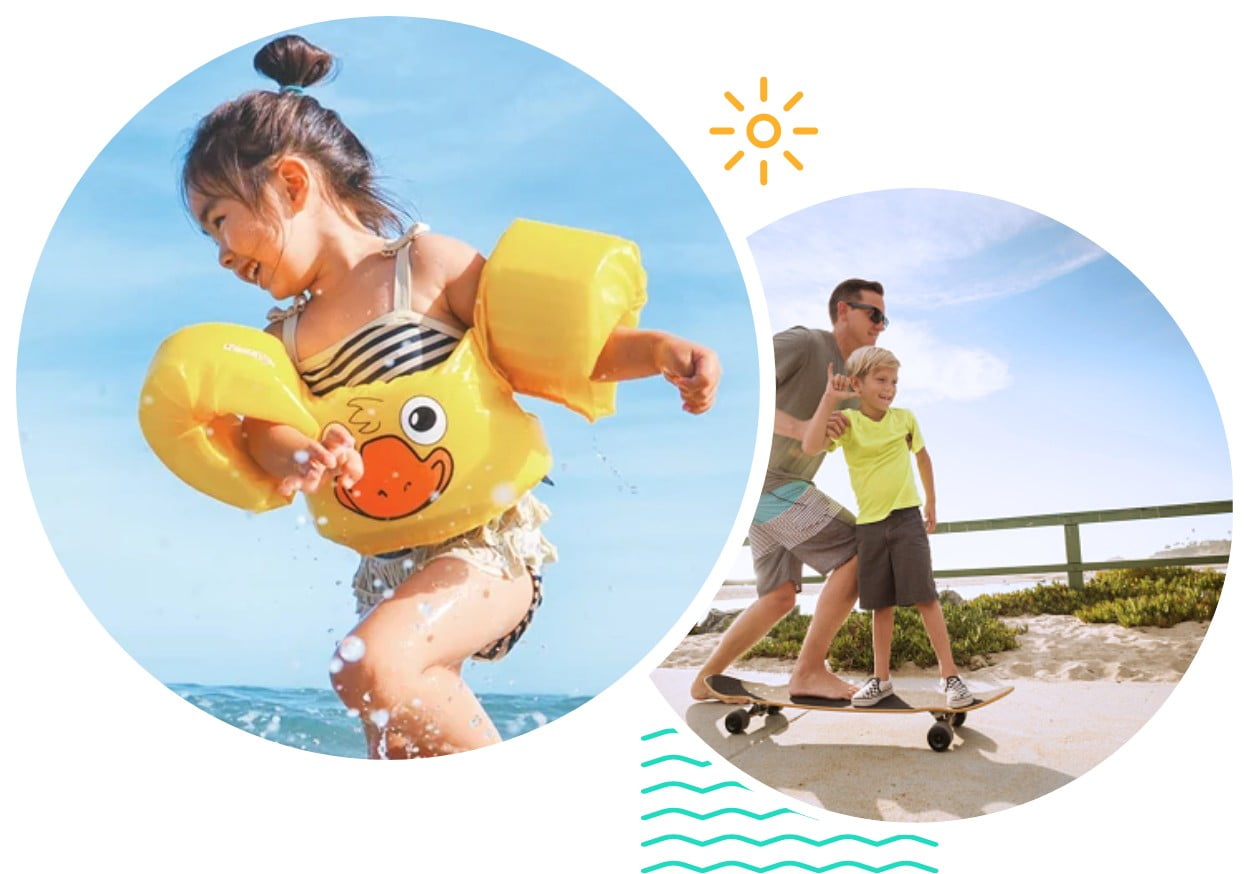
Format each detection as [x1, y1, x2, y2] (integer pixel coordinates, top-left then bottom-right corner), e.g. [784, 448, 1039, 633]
[704, 674, 1014, 752]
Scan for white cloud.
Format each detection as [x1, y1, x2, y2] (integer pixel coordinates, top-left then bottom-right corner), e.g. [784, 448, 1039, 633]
[749, 188, 1106, 317]
[883, 322, 1013, 405]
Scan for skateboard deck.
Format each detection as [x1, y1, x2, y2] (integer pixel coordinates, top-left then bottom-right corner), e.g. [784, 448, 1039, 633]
[704, 674, 1014, 751]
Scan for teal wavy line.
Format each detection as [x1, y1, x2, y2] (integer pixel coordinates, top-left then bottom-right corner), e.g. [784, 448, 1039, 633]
[642, 755, 712, 768]
[641, 808, 811, 821]
[640, 863, 937, 873]
[642, 729, 679, 741]
[641, 781, 750, 795]
[641, 834, 938, 848]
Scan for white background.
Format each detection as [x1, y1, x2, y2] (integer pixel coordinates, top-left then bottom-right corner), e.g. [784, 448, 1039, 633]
[3, 1, 1241, 870]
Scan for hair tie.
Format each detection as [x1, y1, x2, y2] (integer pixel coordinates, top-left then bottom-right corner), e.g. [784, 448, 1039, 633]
[280, 84, 306, 95]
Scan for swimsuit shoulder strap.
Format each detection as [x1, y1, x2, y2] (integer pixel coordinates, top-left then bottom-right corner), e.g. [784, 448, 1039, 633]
[384, 222, 431, 312]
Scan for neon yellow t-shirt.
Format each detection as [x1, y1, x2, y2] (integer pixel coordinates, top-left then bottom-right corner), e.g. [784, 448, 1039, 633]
[828, 407, 926, 525]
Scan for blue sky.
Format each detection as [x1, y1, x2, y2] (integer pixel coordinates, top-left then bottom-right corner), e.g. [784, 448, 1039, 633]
[16, 18, 759, 694]
[725, 188, 1231, 579]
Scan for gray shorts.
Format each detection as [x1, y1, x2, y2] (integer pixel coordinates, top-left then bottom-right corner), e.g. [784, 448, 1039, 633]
[751, 514, 857, 597]
[856, 506, 938, 610]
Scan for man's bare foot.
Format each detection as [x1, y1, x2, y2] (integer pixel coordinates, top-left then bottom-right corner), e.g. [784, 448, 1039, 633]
[690, 670, 715, 700]
[788, 667, 859, 700]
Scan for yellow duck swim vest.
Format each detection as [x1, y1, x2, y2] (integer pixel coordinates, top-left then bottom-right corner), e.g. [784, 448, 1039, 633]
[139, 219, 647, 555]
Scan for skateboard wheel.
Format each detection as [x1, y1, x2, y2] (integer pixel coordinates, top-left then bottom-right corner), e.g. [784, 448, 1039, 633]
[725, 709, 750, 734]
[951, 711, 966, 728]
[927, 722, 954, 752]
[765, 705, 783, 716]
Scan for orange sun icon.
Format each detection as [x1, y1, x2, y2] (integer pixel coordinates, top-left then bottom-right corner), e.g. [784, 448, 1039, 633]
[712, 77, 818, 186]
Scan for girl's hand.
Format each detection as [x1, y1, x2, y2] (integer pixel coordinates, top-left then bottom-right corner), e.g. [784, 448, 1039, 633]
[320, 423, 364, 489]
[658, 337, 721, 414]
[276, 424, 364, 497]
[923, 502, 938, 534]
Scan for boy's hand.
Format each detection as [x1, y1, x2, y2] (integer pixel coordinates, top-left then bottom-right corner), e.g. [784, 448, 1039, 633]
[824, 365, 858, 405]
[277, 424, 364, 497]
[923, 502, 937, 534]
[659, 338, 721, 414]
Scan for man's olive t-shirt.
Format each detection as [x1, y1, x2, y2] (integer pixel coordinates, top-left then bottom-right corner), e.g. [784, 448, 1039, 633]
[763, 326, 857, 493]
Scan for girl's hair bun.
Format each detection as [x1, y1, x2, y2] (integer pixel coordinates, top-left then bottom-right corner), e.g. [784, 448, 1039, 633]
[253, 34, 335, 89]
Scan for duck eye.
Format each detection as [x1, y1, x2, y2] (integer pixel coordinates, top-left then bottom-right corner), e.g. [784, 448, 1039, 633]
[399, 396, 447, 445]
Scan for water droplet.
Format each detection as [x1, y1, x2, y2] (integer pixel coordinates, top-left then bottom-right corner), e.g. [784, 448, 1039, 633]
[328, 657, 344, 674]
[411, 697, 423, 709]
[470, 716, 481, 728]
[204, 426, 215, 437]
[293, 449, 310, 465]
[296, 515, 308, 526]
[369, 709, 390, 729]
[382, 589, 395, 600]
[338, 635, 366, 662]
[372, 577, 384, 590]
[346, 708, 360, 718]
[142, 394, 154, 405]
[419, 602, 433, 617]
[316, 516, 328, 526]
[491, 484, 516, 505]
[401, 558, 415, 571]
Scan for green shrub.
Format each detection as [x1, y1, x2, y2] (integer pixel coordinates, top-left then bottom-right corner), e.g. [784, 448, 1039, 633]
[972, 583, 1086, 617]
[1074, 587, 1221, 628]
[739, 566, 1223, 664]
[745, 602, 1021, 670]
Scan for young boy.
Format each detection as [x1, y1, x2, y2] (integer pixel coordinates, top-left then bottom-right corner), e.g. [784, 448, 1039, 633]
[800, 347, 973, 708]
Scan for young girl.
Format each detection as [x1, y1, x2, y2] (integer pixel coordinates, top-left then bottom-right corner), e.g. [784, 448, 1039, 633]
[179, 34, 721, 758]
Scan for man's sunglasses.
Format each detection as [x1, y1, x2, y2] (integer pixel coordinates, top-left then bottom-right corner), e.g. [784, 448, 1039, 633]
[846, 301, 889, 327]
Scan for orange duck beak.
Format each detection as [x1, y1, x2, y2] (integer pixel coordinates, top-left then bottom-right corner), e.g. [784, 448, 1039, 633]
[334, 435, 454, 521]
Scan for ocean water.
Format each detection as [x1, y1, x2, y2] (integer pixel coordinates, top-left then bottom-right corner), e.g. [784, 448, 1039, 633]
[169, 683, 591, 758]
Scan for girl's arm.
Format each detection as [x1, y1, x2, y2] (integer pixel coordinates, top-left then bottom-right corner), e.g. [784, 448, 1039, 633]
[438, 233, 720, 413]
[915, 447, 937, 533]
[591, 328, 720, 414]
[429, 234, 488, 330]
[240, 420, 363, 497]
[235, 324, 364, 496]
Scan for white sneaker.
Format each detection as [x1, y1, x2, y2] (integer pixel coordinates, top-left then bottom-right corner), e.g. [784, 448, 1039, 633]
[851, 676, 894, 707]
[940, 675, 973, 708]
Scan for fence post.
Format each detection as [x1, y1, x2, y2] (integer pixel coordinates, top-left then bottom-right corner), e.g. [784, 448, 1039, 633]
[1064, 522, 1084, 590]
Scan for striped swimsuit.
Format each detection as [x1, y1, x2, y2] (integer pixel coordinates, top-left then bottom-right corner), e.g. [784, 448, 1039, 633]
[270, 224, 551, 662]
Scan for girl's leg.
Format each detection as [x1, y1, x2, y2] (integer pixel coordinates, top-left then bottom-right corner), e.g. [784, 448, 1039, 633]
[330, 557, 535, 758]
[871, 606, 895, 681]
[914, 599, 957, 678]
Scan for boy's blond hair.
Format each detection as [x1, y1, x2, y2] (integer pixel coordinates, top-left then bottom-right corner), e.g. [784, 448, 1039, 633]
[845, 346, 900, 380]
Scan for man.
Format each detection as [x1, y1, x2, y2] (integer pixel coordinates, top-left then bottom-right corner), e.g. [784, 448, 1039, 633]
[692, 279, 887, 700]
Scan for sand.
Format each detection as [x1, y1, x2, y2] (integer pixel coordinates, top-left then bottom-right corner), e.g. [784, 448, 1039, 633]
[650, 594, 1210, 821]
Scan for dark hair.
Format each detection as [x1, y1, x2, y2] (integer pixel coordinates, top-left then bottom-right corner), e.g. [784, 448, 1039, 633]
[828, 278, 885, 324]
[181, 34, 405, 235]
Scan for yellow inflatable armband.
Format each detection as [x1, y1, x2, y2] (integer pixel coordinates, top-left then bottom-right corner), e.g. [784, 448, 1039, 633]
[476, 219, 646, 421]
[139, 325, 317, 512]
[139, 219, 647, 554]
